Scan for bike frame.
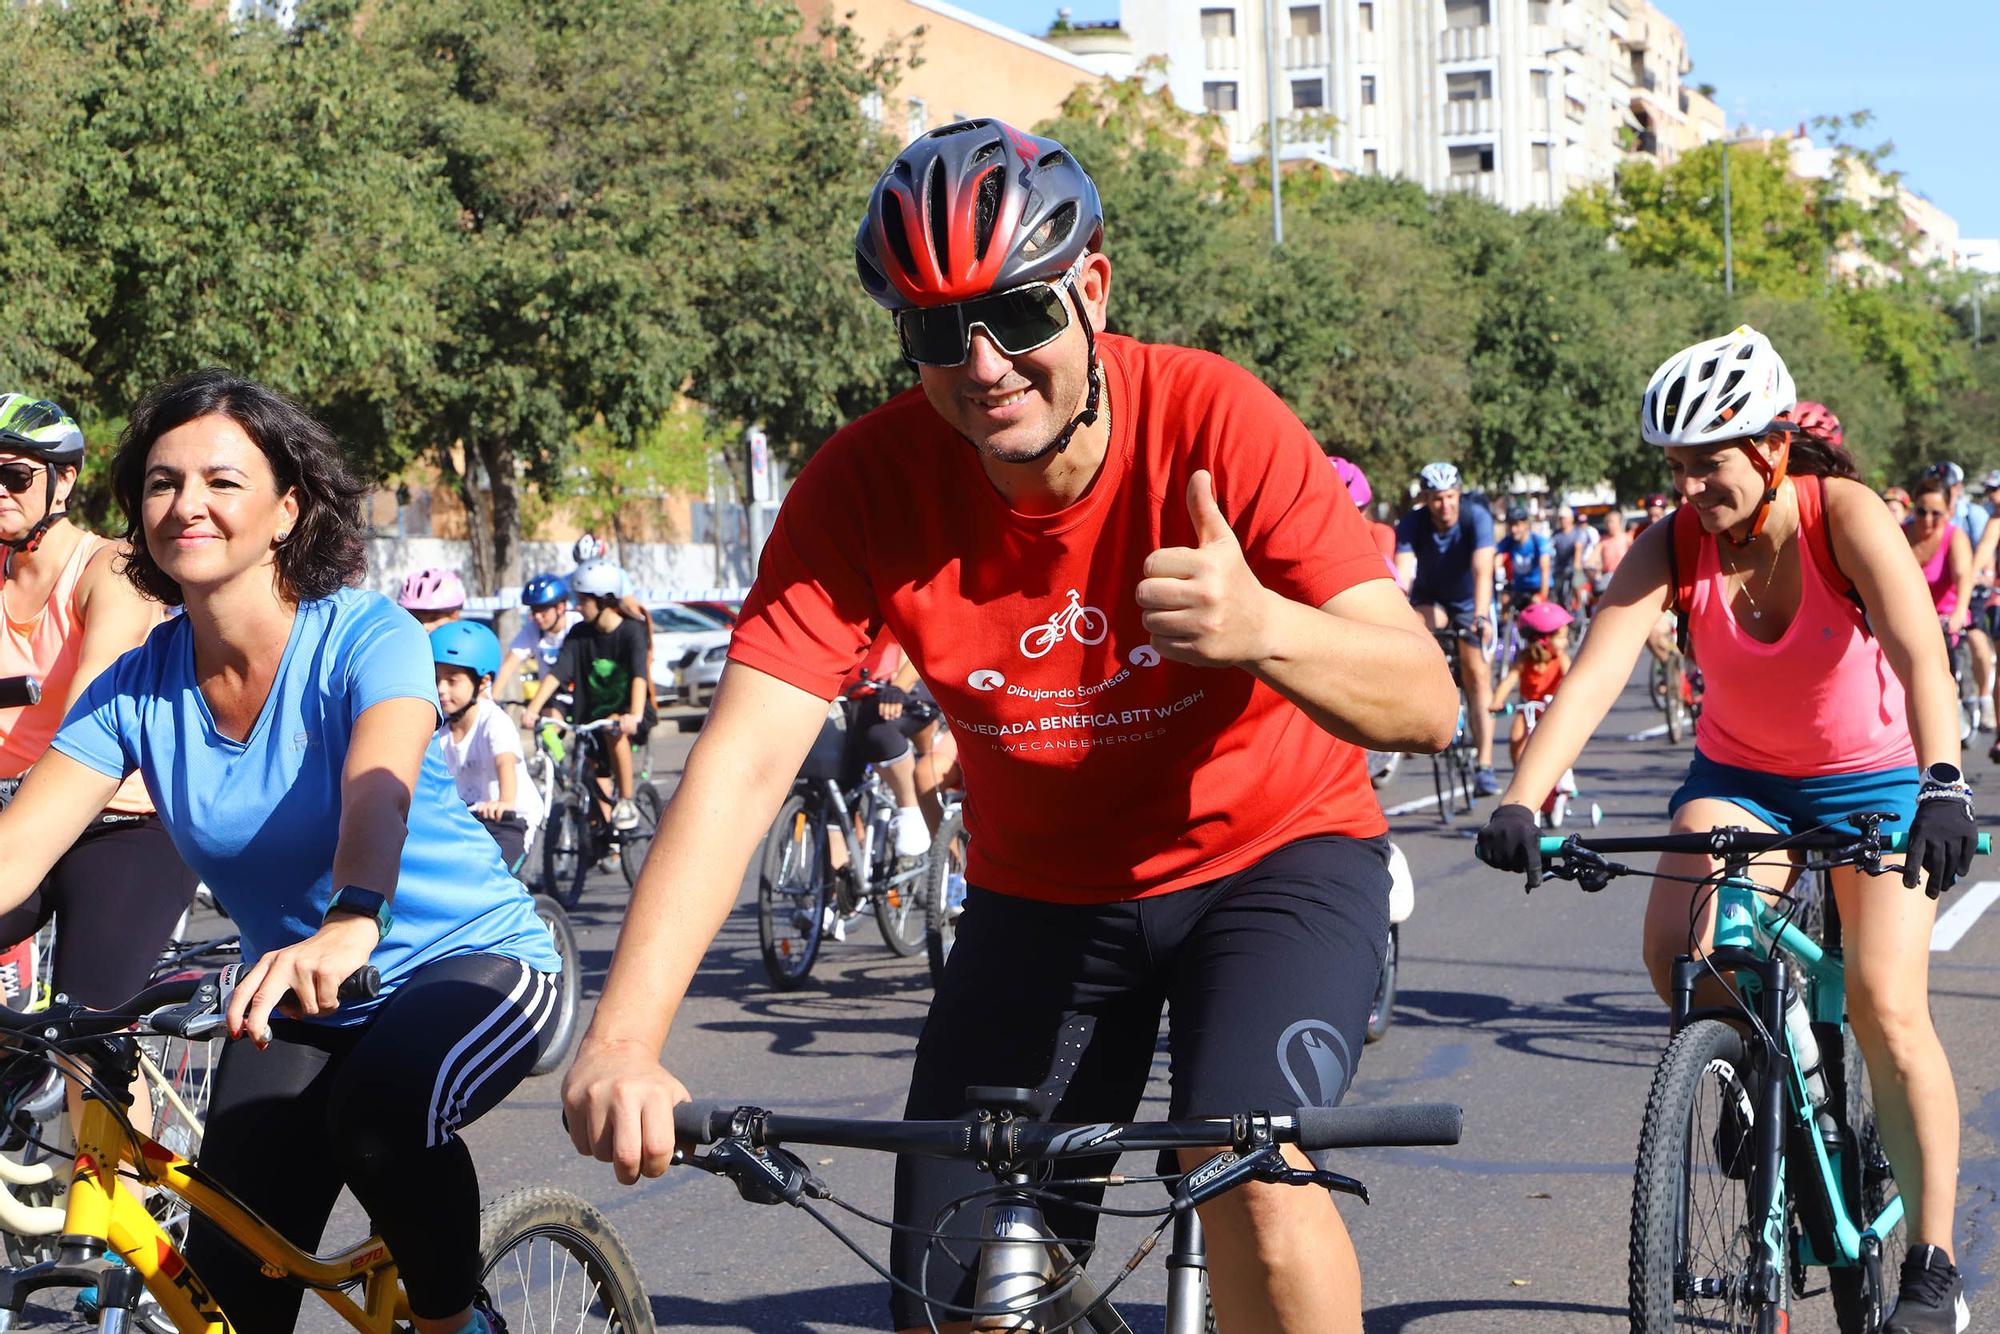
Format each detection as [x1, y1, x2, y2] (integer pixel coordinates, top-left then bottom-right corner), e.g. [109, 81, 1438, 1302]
[0, 1065, 409, 1333]
[1669, 863, 1896, 1286]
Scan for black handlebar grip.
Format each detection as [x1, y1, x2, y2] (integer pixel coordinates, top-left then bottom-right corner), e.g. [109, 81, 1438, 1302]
[337, 966, 381, 1001]
[1294, 1102, 1462, 1150]
[0, 676, 41, 709]
[673, 1101, 730, 1145]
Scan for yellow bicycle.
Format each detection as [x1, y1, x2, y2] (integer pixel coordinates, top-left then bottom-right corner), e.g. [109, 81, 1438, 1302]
[0, 970, 652, 1333]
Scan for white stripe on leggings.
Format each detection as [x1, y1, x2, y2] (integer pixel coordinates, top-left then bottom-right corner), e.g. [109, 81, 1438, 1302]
[426, 962, 536, 1149]
[433, 968, 558, 1146]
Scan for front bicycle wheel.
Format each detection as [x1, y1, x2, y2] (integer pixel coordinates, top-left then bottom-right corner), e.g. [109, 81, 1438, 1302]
[1365, 923, 1397, 1044]
[1827, 1026, 1903, 1333]
[924, 806, 968, 990]
[618, 781, 664, 888]
[529, 898, 583, 1077]
[478, 1186, 654, 1332]
[873, 850, 928, 958]
[1631, 1018, 1788, 1333]
[541, 793, 590, 910]
[758, 793, 828, 990]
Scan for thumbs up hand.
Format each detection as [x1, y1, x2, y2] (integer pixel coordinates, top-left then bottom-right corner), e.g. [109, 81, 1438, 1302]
[1136, 470, 1274, 668]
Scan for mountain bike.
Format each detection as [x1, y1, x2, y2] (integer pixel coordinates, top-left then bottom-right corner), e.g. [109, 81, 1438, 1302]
[756, 714, 933, 989]
[534, 716, 663, 908]
[921, 791, 967, 989]
[1944, 618, 1979, 744]
[671, 1074, 1459, 1333]
[1535, 817, 1988, 1334]
[1365, 841, 1415, 1044]
[0, 969, 652, 1333]
[1647, 647, 1698, 744]
[1429, 628, 1479, 825]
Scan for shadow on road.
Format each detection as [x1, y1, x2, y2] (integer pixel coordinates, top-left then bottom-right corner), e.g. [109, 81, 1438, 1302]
[651, 1282, 881, 1331]
[1387, 987, 1665, 1069]
[1364, 1297, 1625, 1330]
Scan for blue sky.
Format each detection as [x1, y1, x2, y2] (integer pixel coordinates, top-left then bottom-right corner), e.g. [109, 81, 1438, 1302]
[952, 0, 2000, 238]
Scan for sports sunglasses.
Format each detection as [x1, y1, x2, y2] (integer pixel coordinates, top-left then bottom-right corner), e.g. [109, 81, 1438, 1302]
[895, 258, 1085, 368]
[0, 463, 41, 495]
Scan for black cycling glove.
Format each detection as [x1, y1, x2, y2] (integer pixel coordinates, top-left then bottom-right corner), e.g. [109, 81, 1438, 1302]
[1475, 803, 1544, 892]
[1903, 796, 1977, 899]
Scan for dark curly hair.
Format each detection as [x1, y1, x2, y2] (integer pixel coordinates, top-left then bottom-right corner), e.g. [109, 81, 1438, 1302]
[110, 370, 370, 606]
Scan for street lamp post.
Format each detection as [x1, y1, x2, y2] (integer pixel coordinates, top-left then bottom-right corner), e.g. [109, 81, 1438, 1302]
[1265, 0, 1284, 244]
[1542, 42, 1583, 211]
[1722, 135, 1734, 296]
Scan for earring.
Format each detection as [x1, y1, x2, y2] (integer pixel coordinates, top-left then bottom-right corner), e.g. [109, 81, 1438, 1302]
[273, 530, 291, 544]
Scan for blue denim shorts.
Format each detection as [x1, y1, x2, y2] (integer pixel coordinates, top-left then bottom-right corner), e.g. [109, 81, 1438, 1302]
[1668, 751, 1917, 837]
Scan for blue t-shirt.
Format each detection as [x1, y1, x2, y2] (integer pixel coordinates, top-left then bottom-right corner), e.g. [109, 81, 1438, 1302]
[1496, 531, 1552, 595]
[1954, 497, 1989, 551]
[52, 588, 559, 1023]
[1395, 503, 1495, 608]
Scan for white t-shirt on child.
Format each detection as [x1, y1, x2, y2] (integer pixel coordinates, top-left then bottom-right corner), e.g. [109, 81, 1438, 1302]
[439, 698, 543, 826]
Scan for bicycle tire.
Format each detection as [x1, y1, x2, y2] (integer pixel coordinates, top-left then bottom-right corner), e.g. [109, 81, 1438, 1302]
[530, 898, 583, 1077]
[924, 807, 967, 990]
[541, 793, 590, 910]
[873, 852, 927, 958]
[1630, 1018, 1789, 1333]
[758, 793, 828, 990]
[477, 1185, 655, 1333]
[1432, 750, 1454, 827]
[1663, 654, 1687, 745]
[1365, 923, 1397, 1044]
[618, 781, 664, 889]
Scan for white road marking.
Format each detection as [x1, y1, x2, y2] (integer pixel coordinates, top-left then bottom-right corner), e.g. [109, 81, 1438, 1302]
[1624, 724, 1670, 742]
[1384, 792, 1447, 816]
[1931, 880, 2000, 952]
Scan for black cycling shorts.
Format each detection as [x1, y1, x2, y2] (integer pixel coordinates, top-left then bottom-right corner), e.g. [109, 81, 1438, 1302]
[0, 814, 198, 1009]
[887, 834, 1391, 1327]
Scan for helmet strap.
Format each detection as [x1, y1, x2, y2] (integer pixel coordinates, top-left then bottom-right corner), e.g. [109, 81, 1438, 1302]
[1045, 289, 1102, 457]
[1729, 435, 1792, 548]
[441, 697, 478, 728]
[0, 466, 65, 556]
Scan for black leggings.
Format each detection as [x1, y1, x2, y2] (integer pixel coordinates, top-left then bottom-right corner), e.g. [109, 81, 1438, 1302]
[0, 814, 197, 1008]
[184, 953, 558, 1328]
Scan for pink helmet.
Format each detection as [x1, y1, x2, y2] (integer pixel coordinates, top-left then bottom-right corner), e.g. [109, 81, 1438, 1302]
[1518, 601, 1574, 637]
[1789, 400, 1843, 448]
[397, 567, 466, 611]
[1330, 456, 1371, 509]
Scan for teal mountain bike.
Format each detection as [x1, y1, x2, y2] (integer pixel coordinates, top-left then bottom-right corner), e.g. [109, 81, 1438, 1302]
[1537, 816, 1987, 1334]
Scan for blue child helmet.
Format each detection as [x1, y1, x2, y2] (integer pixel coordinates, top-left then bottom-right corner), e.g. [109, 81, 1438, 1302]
[430, 620, 503, 681]
[522, 572, 570, 608]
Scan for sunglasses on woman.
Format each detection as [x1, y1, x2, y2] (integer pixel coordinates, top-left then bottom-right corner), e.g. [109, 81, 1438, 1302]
[894, 257, 1086, 368]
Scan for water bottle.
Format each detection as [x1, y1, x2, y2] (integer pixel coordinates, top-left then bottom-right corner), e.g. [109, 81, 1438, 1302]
[1783, 989, 1829, 1112]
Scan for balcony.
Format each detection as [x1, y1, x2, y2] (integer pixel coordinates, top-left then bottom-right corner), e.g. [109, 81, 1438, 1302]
[1442, 97, 1495, 136]
[1284, 33, 1324, 68]
[1203, 35, 1242, 70]
[1437, 24, 1492, 63]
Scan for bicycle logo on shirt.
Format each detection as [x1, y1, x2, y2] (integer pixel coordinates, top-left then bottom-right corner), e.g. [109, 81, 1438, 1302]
[1019, 589, 1110, 659]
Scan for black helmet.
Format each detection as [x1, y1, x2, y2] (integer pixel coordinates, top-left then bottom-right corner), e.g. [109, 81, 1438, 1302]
[855, 119, 1103, 312]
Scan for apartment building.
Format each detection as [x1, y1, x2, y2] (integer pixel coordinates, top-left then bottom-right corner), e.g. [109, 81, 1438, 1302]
[1118, 0, 1726, 210]
[798, 0, 1108, 143]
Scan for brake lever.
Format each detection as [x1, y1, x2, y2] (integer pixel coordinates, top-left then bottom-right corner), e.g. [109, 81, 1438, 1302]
[1247, 1153, 1370, 1205]
[697, 1138, 828, 1207]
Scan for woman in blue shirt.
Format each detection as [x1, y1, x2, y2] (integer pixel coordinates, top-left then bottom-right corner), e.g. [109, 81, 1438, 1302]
[0, 370, 559, 1334]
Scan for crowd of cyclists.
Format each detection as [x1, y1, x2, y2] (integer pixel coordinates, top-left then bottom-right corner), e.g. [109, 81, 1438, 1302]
[0, 113, 1983, 1333]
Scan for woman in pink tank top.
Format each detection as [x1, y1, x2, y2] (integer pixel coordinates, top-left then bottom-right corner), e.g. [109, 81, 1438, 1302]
[0, 394, 197, 1024]
[1472, 327, 1976, 1316]
[1904, 474, 1972, 633]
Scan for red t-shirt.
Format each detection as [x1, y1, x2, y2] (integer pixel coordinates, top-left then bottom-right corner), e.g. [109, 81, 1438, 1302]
[730, 334, 1392, 903]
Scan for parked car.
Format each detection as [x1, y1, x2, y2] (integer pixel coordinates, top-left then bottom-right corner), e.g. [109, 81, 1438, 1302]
[680, 598, 742, 627]
[646, 603, 731, 707]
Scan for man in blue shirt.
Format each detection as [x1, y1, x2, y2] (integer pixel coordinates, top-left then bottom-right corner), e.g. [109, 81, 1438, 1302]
[1395, 462, 1500, 794]
[1496, 507, 1552, 613]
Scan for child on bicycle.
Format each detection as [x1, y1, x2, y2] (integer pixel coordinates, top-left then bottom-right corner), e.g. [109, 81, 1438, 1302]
[1488, 600, 1572, 766]
[433, 621, 542, 875]
[523, 558, 652, 831]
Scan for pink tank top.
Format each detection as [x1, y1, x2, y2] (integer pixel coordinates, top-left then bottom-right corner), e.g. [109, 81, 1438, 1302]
[0, 533, 156, 810]
[1691, 524, 1916, 779]
[1920, 537, 1956, 618]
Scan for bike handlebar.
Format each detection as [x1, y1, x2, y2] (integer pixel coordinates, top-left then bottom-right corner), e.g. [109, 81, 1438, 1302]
[0, 966, 381, 1043]
[673, 1101, 1462, 1157]
[0, 675, 41, 709]
[1537, 831, 1992, 857]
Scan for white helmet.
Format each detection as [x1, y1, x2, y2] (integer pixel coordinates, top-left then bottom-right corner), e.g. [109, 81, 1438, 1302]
[1641, 325, 1796, 448]
[1418, 462, 1461, 493]
[570, 559, 627, 600]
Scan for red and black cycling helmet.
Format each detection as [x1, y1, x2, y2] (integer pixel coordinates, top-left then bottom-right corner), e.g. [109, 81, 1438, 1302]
[855, 119, 1103, 313]
[1788, 400, 1843, 448]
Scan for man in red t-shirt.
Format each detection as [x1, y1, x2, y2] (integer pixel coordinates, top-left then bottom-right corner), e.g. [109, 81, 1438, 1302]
[563, 120, 1456, 1333]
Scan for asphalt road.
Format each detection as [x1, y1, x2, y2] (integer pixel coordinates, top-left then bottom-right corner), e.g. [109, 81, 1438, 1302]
[21, 679, 2000, 1331]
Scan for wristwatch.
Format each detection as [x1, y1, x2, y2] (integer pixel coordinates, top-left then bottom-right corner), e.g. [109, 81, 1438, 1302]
[1922, 762, 1965, 788]
[324, 885, 393, 941]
